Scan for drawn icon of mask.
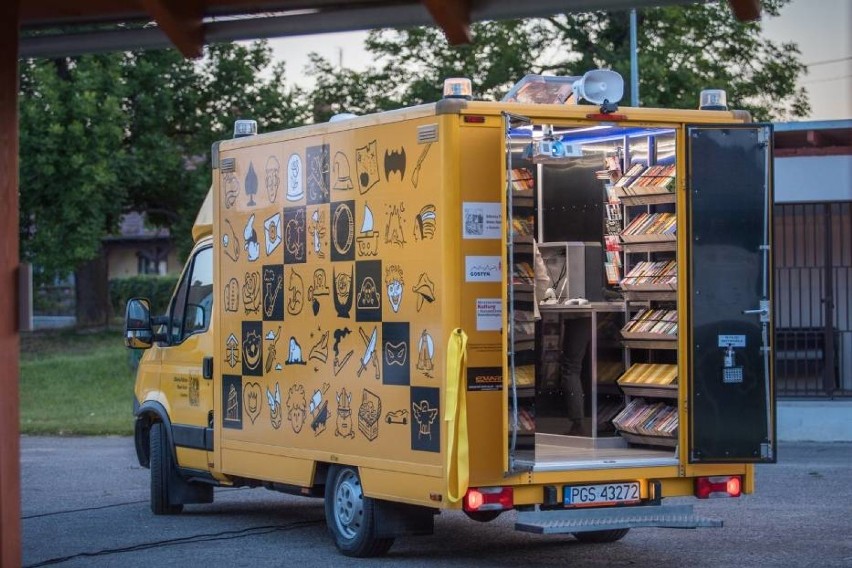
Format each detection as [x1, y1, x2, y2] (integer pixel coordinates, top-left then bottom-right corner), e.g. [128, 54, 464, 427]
[385, 342, 407, 366]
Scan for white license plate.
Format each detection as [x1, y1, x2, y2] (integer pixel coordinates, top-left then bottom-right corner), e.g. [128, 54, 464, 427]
[563, 482, 641, 507]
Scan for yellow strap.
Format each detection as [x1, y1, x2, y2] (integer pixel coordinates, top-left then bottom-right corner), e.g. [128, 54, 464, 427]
[445, 328, 469, 504]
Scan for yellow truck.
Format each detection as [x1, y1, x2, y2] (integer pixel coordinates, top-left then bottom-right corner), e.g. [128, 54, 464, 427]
[125, 74, 776, 557]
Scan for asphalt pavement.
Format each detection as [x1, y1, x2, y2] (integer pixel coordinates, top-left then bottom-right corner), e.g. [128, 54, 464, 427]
[20, 437, 852, 567]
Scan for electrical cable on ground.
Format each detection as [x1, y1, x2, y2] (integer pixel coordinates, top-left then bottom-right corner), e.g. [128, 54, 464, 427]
[21, 500, 148, 520]
[21, 487, 248, 520]
[23, 519, 324, 568]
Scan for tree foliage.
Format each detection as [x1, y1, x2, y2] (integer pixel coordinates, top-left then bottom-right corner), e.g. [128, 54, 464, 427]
[19, 42, 308, 285]
[19, 55, 126, 283]
[307, 0, 808, 121]
[542, 0, 809, 120]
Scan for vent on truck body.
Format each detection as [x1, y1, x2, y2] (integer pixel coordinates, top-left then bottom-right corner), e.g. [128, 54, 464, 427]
[220, 157, 236, 173]
[418, 124, 439, 144]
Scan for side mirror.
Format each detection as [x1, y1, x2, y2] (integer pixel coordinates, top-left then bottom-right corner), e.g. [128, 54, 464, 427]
[125, 298, 154, 349]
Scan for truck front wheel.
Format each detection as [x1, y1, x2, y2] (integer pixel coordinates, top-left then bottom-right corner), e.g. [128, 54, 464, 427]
[324, 466, 393, 557]
[149, 422, 183, 515]
[572, 528, 630, 543]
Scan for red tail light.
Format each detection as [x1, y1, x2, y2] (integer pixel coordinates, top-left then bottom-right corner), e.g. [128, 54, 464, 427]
[463, 115, 486, 124]
[463, 487, 514, 511]
[695, 476, 742, 499]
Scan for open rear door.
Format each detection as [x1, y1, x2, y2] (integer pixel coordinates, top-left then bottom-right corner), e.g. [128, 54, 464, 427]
[686, 124, 776, 464]
[502, 111, 535, 473]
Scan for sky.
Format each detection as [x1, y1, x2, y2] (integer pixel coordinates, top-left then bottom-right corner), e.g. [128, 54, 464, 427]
[268, 0, 852, 122]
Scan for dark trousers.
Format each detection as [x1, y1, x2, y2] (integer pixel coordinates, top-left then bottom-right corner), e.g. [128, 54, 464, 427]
[561, 316, 591, 420]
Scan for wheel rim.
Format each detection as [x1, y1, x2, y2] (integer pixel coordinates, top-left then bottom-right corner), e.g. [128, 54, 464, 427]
[333, 469, 364, 540]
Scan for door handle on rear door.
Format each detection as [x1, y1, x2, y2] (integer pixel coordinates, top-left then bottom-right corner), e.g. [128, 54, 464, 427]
[743, 300, 770, 323]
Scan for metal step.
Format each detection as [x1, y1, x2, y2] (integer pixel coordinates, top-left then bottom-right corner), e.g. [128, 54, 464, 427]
[515, 504, 722, 534]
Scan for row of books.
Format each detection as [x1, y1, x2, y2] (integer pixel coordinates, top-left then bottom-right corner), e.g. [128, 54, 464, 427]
[517, 406, 535, 432]
[615, 164, 676, 195]
[605, 264, 621, 285]
[595, 155, 624, 184]
[617, 363, 678, 387]
[511, 168, 534, 192]
[622, 212, 677, 237]
[621, 260, 677, 287]
[622, 308, 678, 336]
[598, 401, 624, 426]
[613, 399, 678, 437]
[512, 216, 534, 237]
[513, 261, 534, 284]
[515, 365, 535, 387]
[613, 163, 646, 188]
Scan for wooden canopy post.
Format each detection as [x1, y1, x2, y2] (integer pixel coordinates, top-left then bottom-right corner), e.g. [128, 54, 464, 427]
[0, 2, 21, 566]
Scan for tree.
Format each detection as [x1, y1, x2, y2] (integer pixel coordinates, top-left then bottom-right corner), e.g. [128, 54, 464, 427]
[19, 41, 309, 325]
[306, 0, 808, 121]
[542, 0, 809, 120]
[121, 43, 309, 261]
[306, 20, 547, 119]
[19, 55, 127, 284]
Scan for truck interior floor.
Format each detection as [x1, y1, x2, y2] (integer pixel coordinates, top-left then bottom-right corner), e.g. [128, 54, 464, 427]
[514, 441, 677, 472]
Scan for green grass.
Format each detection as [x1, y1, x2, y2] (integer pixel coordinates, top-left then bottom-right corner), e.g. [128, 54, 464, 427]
[20, 328, 136, 435]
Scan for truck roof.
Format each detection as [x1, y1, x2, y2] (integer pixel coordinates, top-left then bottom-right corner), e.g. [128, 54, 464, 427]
[215, 100, 748, 156]
[192, 186, 213, 241]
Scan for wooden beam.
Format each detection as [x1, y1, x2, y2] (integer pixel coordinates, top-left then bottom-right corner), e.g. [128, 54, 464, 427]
[0, 2, 21, 567]
[422, 0, 471, 45]
[141, 0, 203, 58]
[727, 0, 762, 22]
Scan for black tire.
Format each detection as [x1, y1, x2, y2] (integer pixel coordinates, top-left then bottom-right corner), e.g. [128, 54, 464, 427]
[463, 510, 502, 523]
[149, 422, 183, 515]
[324, 465, 394, 557]
[572, 528, 630, 543]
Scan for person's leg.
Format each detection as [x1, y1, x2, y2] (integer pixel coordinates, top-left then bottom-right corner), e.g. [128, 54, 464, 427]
[561, 316, 591, 433]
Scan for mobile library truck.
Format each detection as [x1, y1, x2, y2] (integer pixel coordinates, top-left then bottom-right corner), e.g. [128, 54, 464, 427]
[125, 72, 775, 557]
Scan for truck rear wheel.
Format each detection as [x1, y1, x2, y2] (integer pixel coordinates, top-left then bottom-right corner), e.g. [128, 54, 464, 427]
[572, 528, 630, 543]
[325, 466, 394, 557]
[463, 510, 502, 523]
[149, 422, 183, 515]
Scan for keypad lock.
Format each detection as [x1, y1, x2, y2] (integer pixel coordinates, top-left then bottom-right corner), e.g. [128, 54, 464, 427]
[722, 344, 744, 384]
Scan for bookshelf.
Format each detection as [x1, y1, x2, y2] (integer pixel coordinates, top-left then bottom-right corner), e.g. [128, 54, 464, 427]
[509, 166, 537, 447]
[612, 144, 679, 449]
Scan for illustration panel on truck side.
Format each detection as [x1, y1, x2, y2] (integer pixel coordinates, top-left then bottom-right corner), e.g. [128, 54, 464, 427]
[216, 120, 447, 476]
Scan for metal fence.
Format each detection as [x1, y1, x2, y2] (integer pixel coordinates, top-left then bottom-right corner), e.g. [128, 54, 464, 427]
[774, 201, 852, 398]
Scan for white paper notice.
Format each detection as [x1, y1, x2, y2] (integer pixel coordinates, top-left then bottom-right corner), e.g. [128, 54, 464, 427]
[476, 299, 502, 331]
[465, 256, 502, 282]
[462, 202, 502, 239]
